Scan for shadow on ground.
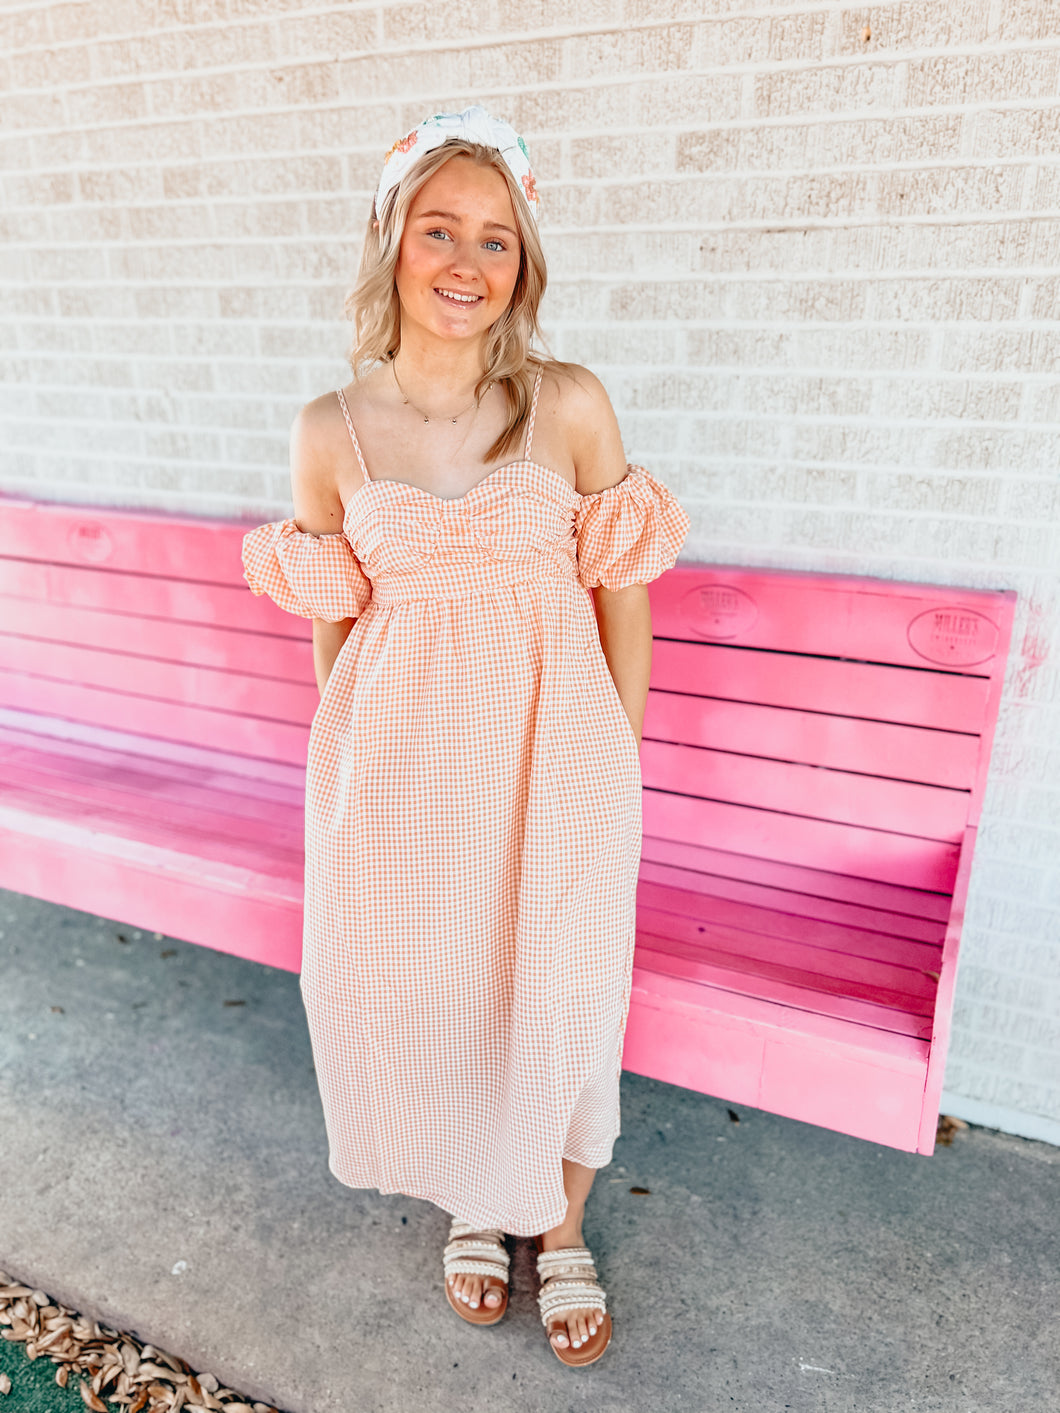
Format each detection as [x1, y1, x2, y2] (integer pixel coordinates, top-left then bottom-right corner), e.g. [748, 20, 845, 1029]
[0, 889, 1057, 1413]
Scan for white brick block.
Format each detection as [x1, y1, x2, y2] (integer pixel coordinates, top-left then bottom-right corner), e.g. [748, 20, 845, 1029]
[905, 49, 1060, 107]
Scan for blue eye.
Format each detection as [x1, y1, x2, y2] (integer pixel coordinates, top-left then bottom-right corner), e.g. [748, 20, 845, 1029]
[484, 239, 506, 252]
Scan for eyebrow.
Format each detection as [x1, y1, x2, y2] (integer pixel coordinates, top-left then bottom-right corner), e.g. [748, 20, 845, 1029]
[417, 209, 518, 238]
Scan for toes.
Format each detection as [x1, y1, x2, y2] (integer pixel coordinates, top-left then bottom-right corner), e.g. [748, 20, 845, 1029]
[483, 1284, 503, 1307]
[550, 1326, 569, 1349]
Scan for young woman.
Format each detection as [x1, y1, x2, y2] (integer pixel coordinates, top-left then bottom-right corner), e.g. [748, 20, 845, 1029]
[242, 107, 689, 1367]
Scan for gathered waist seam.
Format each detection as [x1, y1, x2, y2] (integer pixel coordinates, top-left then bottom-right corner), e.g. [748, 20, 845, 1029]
[369, 568, 581, 607]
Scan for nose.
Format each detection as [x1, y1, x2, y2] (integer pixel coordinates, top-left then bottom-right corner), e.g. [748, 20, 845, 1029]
[445, 238, 483, 280]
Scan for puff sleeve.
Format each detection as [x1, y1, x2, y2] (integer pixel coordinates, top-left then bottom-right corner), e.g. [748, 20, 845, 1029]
[241, 519, 372, 622]
[574, 465, 690, 590]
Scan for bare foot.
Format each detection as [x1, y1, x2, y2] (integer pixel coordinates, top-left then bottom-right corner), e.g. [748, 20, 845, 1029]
[538, 1231, 606, 1352]
[446, 1229, 507, 1314]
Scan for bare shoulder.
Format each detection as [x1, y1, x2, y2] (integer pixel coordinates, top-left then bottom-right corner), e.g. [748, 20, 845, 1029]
[538, 362, 627, 495]
[289, 388, 356, 534]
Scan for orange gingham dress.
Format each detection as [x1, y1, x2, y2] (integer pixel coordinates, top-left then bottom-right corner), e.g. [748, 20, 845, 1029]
[242, 374, 690, 1235]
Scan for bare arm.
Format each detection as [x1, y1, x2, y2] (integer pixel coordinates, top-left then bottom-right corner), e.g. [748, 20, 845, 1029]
[592, 584, 652, 746]
[290, 400, 356, 696]
[564, 368, 654, 746]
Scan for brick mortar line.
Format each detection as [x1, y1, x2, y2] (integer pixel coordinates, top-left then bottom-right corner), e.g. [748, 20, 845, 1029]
[1, 3, 1044, 63]
[8, 34, 1060, 103]
[9, 210, 1060, 235]
[17, 321, 1060, 354]
[5, 407, 1054, 433]
[6, 95, 1060, 148]
[0, 0, 921, 55]
[12, 152, 1059, 184]
[6, 90, 1060, 147]
[9, 317, 1060, 339]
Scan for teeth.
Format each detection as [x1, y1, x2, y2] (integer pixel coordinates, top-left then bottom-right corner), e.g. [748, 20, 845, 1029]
[437, 289, 479, 303]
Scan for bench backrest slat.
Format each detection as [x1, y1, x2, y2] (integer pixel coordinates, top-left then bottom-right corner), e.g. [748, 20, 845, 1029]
[651, 640, 993, 734]
[646, 692, 978, 789]
[643, 791, 962, 892]
[637, 858, 948, 942]
[0, 668, 309, 766]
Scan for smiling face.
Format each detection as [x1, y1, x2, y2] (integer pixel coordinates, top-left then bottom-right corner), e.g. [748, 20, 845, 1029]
[394, 155, 522, 352]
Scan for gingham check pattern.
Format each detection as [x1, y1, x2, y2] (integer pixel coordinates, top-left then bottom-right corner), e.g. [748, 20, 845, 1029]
[241, 378, 689, 1235]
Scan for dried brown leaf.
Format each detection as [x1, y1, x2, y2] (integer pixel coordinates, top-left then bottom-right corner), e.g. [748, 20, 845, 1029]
[139, 1363, 176, 1383]
[128, 1390, 149, 1413]
[57, 1365, 70, 1388]
[0, 1372, 11, 1396]
[936, 1113, 970, 1146]
[188, 1376, 203, 1401]
[121, 1343, 140, 1377]
[79, 1382, 107, 1412]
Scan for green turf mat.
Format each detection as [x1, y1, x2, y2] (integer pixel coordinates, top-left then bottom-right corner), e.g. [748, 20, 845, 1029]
[0, 1335, 88, 1412]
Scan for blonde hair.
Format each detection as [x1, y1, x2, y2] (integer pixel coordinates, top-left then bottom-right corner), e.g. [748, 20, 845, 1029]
[345, 138, 553, 464]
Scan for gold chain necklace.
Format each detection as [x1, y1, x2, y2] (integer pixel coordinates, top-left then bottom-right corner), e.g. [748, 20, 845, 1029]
[391, 360, 491, 425]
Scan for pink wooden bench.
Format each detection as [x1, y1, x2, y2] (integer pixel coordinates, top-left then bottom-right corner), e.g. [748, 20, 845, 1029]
[0, 498, 1014, 1154]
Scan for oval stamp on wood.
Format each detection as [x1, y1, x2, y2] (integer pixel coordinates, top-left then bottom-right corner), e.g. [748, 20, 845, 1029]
[68, 522, 113, 564]
[680, 583, 758, 640]
[908, 607, 999, 667]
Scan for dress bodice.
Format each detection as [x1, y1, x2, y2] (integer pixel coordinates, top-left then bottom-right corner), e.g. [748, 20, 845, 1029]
[242, 458, 690, 621]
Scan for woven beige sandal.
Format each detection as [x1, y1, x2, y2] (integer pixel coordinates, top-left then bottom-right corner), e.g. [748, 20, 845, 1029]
[443, 1220, 510, 1326]
[536, 1246, 612, 1366]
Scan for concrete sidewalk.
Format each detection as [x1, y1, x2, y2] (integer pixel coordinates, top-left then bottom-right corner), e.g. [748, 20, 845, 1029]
[0, 887, 1056, 1413]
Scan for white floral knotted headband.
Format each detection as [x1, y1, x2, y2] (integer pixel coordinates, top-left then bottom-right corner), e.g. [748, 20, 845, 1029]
[374, 105, 539, 222]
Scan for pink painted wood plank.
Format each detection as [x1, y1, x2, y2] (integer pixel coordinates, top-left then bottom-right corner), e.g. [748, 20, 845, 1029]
[636, 904, 939, 1006]
[642, 792, 962, 893]
[918, 824, 978, 1153]
[757, 1033, 928, 1152]
[0, 495, 256, 585]
[649, 565, 1015, 672]
[639, 836, 953, 921]
[650, 640, 992, 733]
[0, 637, 315, 726]
[628, 965, 930, 1061]
[0, 672, 309, 765]
[622, 976, 928, 1151]
[1, 743, 306, 823]
[7, 594, 315, 681]
[0, 561, 309, 639]
[622, 990, 767, 1105]
[637, 858, 947, 945]
[2, 771, 305, 878]
[636, 879, 943, 970]
[0, 709, 306, 791]
[644, 690, 979, 790]
[0, 825, 303, 972]
[635, 933, 934, 1029]
[642, 739, 971, 840]
[636, 938, 932, 1039]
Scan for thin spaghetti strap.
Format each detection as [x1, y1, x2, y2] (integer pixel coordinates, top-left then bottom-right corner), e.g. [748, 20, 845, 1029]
[336, 388, 371, 482]
[523, 370, 543, 461]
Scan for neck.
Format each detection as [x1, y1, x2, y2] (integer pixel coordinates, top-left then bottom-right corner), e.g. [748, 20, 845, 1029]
[394, 326, 488, 400]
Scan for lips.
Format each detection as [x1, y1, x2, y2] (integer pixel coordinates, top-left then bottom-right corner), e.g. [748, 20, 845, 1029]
[435, 287, 483, 306]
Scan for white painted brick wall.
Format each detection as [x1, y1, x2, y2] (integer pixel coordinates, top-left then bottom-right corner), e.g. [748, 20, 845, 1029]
[1, 0, 1058, 1142]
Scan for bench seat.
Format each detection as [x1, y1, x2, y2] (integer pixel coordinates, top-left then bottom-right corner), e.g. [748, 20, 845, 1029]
[0, 498, 1014, 1154]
